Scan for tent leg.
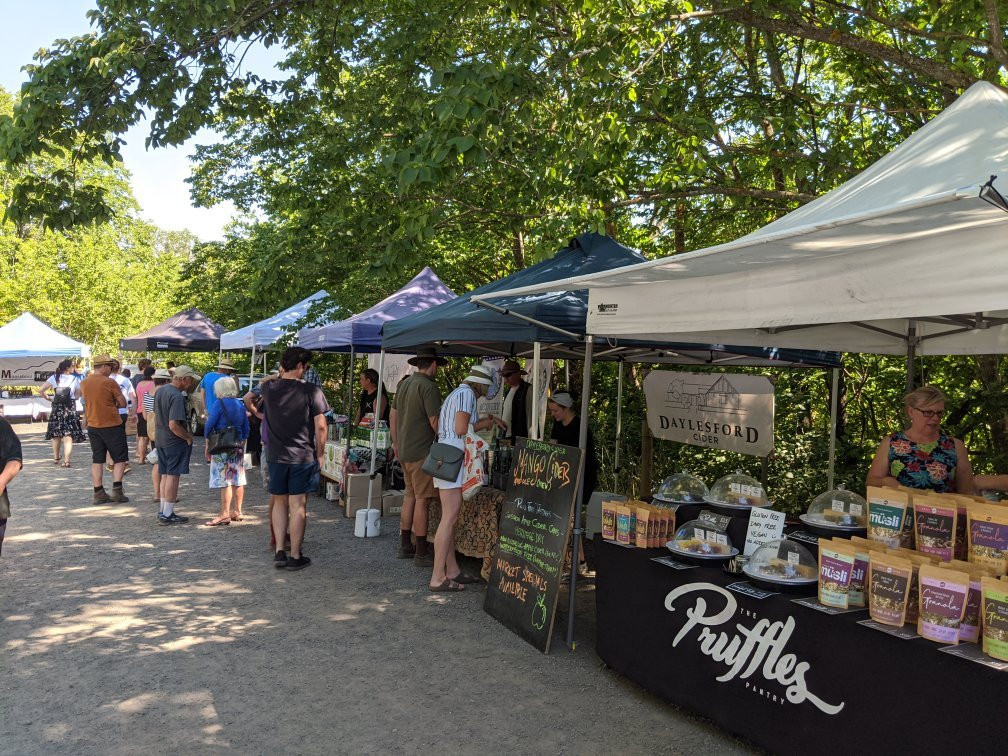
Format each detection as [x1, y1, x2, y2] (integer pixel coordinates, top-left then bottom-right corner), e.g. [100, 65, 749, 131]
[365, 349, 386, 534]
[614, 360, 623, 495]
[827, 367, 839, 491]
[531, 342, 541, 440]
[566, 335, 593, 650]
[249, 344, 255, 384]
[344, 345, 356, 488]
[905, 321, 917, 394]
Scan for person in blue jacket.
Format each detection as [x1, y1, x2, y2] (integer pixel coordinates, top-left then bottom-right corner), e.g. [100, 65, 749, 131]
[203, 377, 250, 526]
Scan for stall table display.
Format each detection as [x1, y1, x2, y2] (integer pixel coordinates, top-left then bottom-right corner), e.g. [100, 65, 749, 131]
[0, 396, 51, 419]
[594, 535, 1004, 755]
[428, 487, 506, 575]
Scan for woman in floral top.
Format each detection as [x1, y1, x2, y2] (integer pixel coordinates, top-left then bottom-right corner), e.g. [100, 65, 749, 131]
[867, 385, 974, 493]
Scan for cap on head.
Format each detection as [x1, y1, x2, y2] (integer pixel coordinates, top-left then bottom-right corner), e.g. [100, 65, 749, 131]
[550, 391, 574, 408]
[173, 365, 200, 381]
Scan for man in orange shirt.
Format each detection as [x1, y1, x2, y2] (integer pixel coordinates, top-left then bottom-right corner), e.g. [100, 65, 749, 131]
[80, 354, 128, 504]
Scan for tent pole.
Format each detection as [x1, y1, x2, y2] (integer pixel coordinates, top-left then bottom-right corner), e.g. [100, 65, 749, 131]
[531, 342, 542, 440]
[365, 349, 385, 535]
[614, 360, 623, 495]
[827, 367, 839, 491]
[249, 344, 255, 384]
[906, 320, 917, 393]
[344, 344, 356, 487]
[566, 335, 593, 650]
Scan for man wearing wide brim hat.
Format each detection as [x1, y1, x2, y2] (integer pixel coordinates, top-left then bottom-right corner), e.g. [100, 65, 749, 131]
[500, 358, 533, 443]
[198, 358, 237, 418]
[390, 347, 449, 561]
[79, 353, 130, 504]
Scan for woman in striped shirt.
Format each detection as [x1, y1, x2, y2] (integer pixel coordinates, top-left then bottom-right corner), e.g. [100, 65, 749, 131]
[430, 364, 506, 592]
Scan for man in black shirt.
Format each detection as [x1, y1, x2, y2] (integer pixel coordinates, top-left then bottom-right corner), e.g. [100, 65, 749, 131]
[353, 368, 389, 425]
[547, 392, 598, 504]
[0, 416, 24, 556]
[501, 359, 533, 442]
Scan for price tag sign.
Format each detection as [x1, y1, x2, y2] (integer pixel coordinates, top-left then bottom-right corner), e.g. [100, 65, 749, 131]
[831, 499, 845, 512]
[850, 502, 863, 516]
[743, 507, 786, 556]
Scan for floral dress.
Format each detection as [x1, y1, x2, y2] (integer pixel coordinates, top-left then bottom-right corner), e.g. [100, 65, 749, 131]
[888, 431, 957, 493]
[44, 374, 86, 442]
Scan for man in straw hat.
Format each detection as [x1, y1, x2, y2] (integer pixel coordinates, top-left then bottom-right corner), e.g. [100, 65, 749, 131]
[390, 347, 447, 562]
[154, 366, 201, 524]
[500, 359, 533, 442]
[80, 354, 129, 504]
[198, 358, 237, 419]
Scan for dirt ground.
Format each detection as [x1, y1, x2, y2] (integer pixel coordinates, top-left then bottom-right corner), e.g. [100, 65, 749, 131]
[1, 426, 756, 755]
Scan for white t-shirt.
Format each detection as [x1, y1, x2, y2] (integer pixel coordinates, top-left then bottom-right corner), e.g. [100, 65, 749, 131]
[112, 374, 136, 415]
[45, 373, 79, 391]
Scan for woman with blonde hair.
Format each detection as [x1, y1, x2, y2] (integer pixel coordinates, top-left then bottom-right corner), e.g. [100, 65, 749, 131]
[203, 376, 250, 526]
[429, 364, 506, 592]
[867, 385, 974, 493]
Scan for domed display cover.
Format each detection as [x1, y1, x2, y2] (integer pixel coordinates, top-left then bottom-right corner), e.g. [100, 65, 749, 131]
[666, 518, 738, 561]
[704, 470, 769, 509]
[799, 485, 868, 534]
[743, 539, 817, 586]
[653, 472, 709, 504]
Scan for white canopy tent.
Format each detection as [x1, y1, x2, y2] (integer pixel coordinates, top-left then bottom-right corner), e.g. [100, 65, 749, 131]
[0, 312, 90, 386]
[474, 81, 1008, 358]
[473, 80, 1008, 647]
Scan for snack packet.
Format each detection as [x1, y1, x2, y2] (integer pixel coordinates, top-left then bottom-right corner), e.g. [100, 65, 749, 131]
[615, 505, 631, 546]
[867, 487, 909, 548]
[917, 565, 969, 644]
[981, 577, 1008, 661]
[868, 551, 913, 626]
[913, 495, 957, 562]
[601, 500, 618, 540]
[838, 537, 870, 607]
[818, 539, 856, 609]
[967, 504, 1008, 575]
[635, 506, 651, 549]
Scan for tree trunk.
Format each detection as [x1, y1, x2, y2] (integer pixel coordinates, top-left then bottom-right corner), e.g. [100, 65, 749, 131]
[974, 355, 1008, 459]
[640, 417, 653, 499]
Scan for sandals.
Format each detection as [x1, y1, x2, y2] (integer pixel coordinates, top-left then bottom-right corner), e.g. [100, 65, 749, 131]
[230, 514, 244, 522]
[429, 579, 465, 592]
[61, 461, 71, 468]
[205, 517, 231, 527]
[448, 571, 482, 585]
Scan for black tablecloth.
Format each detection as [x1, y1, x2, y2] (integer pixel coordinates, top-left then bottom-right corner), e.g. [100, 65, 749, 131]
[594, 535, 1002, 755]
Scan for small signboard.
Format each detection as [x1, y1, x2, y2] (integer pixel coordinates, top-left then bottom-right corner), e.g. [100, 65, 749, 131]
[484, 438, 583, 653]
[744, 508, 786, 556]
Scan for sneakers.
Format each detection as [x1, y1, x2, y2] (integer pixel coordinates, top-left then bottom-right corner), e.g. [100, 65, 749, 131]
[286, 555, 311, 571]
[274, 550, 288, 568]
[92, 489, 112, 505]
[158, 513, 189, 525]
[110, 488, 129, 503]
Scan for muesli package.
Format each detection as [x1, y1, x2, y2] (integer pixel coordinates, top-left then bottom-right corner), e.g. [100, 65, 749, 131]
[902, 553, 933, 625]
[960, 573, 986, 643]
[867, 487, 909, 548]
[981, 577, 1008, 661]
[913, 495, 957, 562]
[917, 565, 969, 644]
[946, 494, 975, 560]
[635, 506, 651, 549]
[838, 537, 870, 607]
[868, 551, 913, 627]
[601, 500, 618, 540]
[615, 505, 632, 546]
[818, 539, 856, 609]
[967, 504, 1008, 575]
[897, 485, 918, 549]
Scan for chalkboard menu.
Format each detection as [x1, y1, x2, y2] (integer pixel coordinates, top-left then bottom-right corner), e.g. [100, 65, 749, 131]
[484, 437, 583, 653]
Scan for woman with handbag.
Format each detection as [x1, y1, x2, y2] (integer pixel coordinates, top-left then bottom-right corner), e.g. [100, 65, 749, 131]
[203, 377, 250, 526]
[39, 359, 85, 466]
[428, 364, 506, 592]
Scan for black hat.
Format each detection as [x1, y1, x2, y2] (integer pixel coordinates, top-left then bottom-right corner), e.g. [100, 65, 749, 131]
[408, 347, 449, 366]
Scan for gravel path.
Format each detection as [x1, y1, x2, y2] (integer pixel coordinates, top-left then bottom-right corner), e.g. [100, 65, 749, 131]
[1, 427, 755, 754]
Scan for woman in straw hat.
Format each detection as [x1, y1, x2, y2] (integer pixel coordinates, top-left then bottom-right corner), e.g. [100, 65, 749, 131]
[429, 364, 506, 592]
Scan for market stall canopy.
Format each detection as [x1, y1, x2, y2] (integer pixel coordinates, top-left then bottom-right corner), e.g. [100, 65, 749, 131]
[119, 307, 225, 352]
[0, 312, 90, 358]
[220, 290, 330, 351]
[298, 268, 455, 353]
[386, 232, 840, 367]
[473, 82, 1008, 356]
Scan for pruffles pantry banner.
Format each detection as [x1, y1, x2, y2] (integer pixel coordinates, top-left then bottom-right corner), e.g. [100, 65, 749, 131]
[643, 370, 774, 457]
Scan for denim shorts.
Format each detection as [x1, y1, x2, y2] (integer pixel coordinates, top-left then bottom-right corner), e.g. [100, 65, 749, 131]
[268, 461, 319, 496]
[157, 442, 192, 476]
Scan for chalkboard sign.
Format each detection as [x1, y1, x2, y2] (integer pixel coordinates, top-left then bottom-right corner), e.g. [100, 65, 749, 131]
[484, 437, 583, 653]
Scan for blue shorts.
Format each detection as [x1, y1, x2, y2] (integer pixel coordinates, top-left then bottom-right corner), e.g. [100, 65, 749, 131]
[158, 443, 192, 476]
[268, 461, 319, 496]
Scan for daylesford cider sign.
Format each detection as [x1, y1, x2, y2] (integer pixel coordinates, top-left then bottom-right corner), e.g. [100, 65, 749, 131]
[643, 370, 774, 457]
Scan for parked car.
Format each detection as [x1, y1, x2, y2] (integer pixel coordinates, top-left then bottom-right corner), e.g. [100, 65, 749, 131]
[188, 374, 264, 436]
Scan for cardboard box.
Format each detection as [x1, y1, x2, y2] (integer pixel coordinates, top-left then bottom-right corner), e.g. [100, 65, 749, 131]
[344, 472, 383, 499]
[382, 490, 404, 518]
[346, 494, 382, 519]
[325, 481, 341, 501]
